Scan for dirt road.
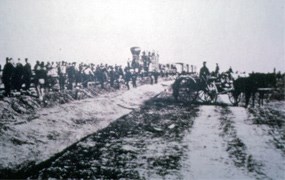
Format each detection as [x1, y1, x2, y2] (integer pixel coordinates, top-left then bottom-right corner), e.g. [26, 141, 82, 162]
[25, 94, 285, 179]
[0, 80, 173, 175]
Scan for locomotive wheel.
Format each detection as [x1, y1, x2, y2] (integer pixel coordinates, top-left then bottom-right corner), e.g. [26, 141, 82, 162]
[173, 77, 198, 103]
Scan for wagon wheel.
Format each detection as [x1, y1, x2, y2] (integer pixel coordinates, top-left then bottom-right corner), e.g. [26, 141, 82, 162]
[177, 86, 199, 102]
[173, 77, 198, 103]
[198, 82, 218, 103]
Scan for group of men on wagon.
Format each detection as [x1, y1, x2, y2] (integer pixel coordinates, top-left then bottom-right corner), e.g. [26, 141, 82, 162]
[198, 61, 283, 107]
[199, 61, 233, 81]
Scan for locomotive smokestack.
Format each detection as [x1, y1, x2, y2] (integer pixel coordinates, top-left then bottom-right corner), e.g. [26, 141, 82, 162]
[130, 47, 141, 56]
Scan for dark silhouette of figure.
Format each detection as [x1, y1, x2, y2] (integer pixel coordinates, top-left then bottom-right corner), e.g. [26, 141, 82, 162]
[215, 63, 220, 77]
[67, 63, 76, 90]
[23, 58, 32, 90]
[142, 51, 150, 72]
[34, 60, 41, 89]
[199, 61, 210, 81]
[228, 66, 233, 73]
[13, 58, 24, 91]
[58, 61, 67, 91]
[227, 66, 233, 80]
[199, 61, 210, 89]
[2, 58, 14, 96]
[109, 66, 115, 88]
[75, 63, 83, 86]
[131, 70, 137, 88]
[124, 68, 131, 90]
[153, 70, 159, 84]
[96, 65, 105, 89]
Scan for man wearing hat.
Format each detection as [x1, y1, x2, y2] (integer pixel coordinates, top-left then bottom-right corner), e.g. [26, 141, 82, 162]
[199, 61, 210, 83]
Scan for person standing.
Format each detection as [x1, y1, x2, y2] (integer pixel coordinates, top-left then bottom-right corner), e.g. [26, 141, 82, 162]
[199, 61, 210, 89]
[96, 64, 105, 89]
[67, 62, 76, 90]
[199, 61, 210, 80]
[215, 63, 220, 77]
[124, 68, 132, 90]
[109, 66, 115, 88]
[153, 70, 159, 84]
[75, 63, 83, 87]
[58, 61, 67, 91]
[2, 58, 14, 96]
[37, 62, 48, 98]
[13, 58, 24, 91]
[131, 69, 137, 88]
[23, 58, 32, 90]
[34, 60, 41, 91]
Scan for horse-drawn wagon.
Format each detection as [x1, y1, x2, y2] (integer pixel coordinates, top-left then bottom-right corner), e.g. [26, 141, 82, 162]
[172, 74, 219, 103]
[173, 72, 278, 106]
[230, 73, 277, 107]
[172, 72, 240, 104]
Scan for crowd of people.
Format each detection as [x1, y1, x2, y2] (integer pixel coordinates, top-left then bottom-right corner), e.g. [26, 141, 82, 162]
[0, 57, 172, 98]
[2, 53, 266, 100]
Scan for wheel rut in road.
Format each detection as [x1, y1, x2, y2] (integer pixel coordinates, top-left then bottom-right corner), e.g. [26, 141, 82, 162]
[227, 106, 285, 180]
[9, 96, 284, 180]
[217, 106, 268, 179]
[27, 98, 199, 179]
[182, 105, 252, 180]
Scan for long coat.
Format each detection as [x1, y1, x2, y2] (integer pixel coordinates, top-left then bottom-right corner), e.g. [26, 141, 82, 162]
[2, 62, 14, 84]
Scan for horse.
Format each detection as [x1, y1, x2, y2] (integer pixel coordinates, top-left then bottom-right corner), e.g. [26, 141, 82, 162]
[232, 73, 276, 107]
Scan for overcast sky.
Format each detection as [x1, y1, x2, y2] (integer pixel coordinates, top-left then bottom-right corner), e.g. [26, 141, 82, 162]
[0, 0, 284, 72]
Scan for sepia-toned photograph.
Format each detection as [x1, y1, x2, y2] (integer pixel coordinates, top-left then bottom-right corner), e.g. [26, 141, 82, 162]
[0, 0, 284, 179]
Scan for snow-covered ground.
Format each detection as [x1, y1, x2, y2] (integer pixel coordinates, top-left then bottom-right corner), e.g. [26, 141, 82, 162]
[1, 83, 284, 179]
[0, 81, 173, 170]
[182, 106, 252, 180]
[231, 107, 285, 179]
[182, 100, 285, 179]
